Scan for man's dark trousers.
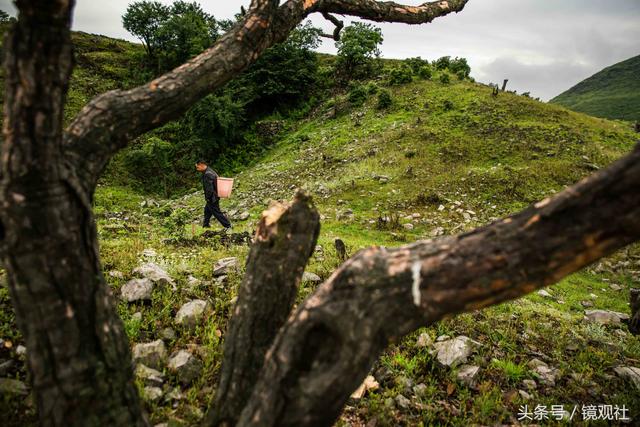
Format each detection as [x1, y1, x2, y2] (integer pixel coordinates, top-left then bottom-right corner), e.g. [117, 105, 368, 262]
[204, 198, 231, 228]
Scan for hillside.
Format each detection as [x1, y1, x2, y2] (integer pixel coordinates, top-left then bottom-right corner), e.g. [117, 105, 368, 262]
[550, 54, 640, 122]
[2, 29, 640, 427]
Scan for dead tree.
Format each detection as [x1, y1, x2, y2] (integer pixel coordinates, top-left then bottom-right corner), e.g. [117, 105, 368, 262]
[0, 1, 638, 426]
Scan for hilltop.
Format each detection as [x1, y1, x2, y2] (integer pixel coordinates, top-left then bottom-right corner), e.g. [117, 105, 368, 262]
[1, 28, 640, 426]
[551, 54, 640, 122]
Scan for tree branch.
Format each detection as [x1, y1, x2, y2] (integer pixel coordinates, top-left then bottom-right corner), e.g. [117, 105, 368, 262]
[238, 143, 640, 426]
[62, 0, 470, 190]
[320, 12, 344, 40]
[205, 191, 320, 427]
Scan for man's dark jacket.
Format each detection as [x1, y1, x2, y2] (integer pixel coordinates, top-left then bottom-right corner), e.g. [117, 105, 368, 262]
[202, 167, 219, 202]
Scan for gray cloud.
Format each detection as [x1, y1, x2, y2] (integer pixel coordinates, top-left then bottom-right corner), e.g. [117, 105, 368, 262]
[1, 0, 638, 100]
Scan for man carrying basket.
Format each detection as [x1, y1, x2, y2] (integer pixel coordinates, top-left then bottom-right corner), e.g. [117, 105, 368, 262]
[195, 160, 232, 230]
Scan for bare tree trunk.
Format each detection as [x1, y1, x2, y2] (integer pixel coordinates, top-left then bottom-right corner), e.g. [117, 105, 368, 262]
[207, 192, 320, 426]
[0, 2, 146, 426]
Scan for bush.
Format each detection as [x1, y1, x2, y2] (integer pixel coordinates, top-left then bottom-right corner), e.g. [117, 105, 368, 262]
[389, 66, 413, 85]
[449, 57, 471, 79]
[163, 208, 192, 240]
[348, 83, 369, 107]
[434, 56, 451, 70]
[365, 82, 379, 95]
[439, 72, 451, 84]
[377, 89, 392, 110]
[404, 56, 428, 73]
[335, 22, 384, 82]
[418, 65, 432, 80]
[443, 99, 454, 111]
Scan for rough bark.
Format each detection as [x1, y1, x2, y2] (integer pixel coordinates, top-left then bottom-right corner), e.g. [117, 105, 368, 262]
[0, 1, 146, 426]
[238, 143, 640, 427]
[206, 191, 320, 427]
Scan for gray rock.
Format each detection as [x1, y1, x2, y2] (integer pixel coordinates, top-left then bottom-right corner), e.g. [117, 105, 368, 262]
[614, 366, 640, 391]
[168, 350, 203, 385]
[142, 249, 157, 258]
[403, 223, 414, 231]
[580, 300, 594, 308]
[160, 327, 177, 341]
[213, 257, 239, 276]
[132, 312, 142, 322]
[175, 300, 209, 329]
[456, 364, 480, 386]
[416, 332, 432, 348]
[237, 211, 250, 221]
[432, 336, 482, 367]
[135, 364, 165, 387]
[522, 379, 537, 390]
[518, 389, 532, 400]
[133, 263, 175, 289]
[584, 309, 629, 325]
[16, 345, 27, 357]
[0, 378, 29, 395]
[527, 358, 557, 386]
[132, 340, 167, 369]
[108, 270, 125, 279]
[143, 386, 163, 402]
[302, 272, 322, 283]
[537, 289, 552, 298]
[610, 283, 623, 291]
[186, 275, 201, 291]
[121, 278, 154, 302]
[395, 394, 411, 409]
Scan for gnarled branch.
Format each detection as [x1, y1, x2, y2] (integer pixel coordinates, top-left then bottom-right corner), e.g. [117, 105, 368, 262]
[320, 12, 344, 40]
[206, 191, 320, 427]
[238, 143, 640, 426]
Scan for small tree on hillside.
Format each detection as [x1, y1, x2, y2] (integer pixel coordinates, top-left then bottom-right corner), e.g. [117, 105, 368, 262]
[335, 22, 383, 82]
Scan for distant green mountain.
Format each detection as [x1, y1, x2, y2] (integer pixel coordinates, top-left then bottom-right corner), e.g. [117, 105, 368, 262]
[550, 55, 640, 122]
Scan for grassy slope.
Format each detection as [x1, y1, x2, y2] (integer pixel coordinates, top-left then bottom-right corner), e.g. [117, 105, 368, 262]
[550, 54, 640, 122]
[1, 31, 639, 426]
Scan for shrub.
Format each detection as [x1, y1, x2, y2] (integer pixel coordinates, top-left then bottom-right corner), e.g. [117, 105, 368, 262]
[377, 89, 393, 110]
[449, 57, 471, 79]
[439, 72, 451, 84]
[348, 83, 369, 107]
[389, 66, 413, 85]
[335, 22, 384, 82]
[163, 208, 192, 240]
[404, 56, 428, 73]
[418, 65, 433, 80]
[434, 56, 451, 70]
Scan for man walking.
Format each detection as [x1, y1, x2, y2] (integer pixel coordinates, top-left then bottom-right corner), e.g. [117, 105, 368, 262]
[195, 160, 232, 230]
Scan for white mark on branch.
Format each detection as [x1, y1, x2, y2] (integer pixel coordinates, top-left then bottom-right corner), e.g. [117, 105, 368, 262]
[411, 261, 422, 306]
[65, 304, 74, 318]
[11, 193, 25, 203]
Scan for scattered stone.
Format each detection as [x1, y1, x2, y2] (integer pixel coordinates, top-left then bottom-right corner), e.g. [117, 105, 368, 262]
[132, 340, 167, 370]
[213, 257, 239, 276]
[456, 364, 480, 386]
[132, 312, 142, 322]
[412, 383, 427, 397]
[518, 390, 532, 400]
[143, 386, 163, 402]
[436, 335, 450, 342]
[580, 300, 593, 308]
[121, 278, 154, 302]
[522, 379, 537, 390]
[614, 366, 640, 391]
[168, 350, 203, 385]
[350, 375, 379, 399]
[403, 223, 414, 230]
[186, 275, 201, 291]
[302, 272, 322, 283]
[175, 300, 209, 329]
[108, 270, 125, 279]
[584, 309, 629, 325]
[136, 364, 165, 387]
[142, 249, 157, 258]
[527, 358, 557, 386]
[237, 211, 250, 221]
[15, 345, 27, 357]
[395, 394, 411, 409]
[610, 284, 623, 291]
[160, 327, 177, 341]
[537, 289, 552, 298]
[0, 378, 29, 395]
[432, 336, 482, 367]
[133, 263, 175, 289]
[416, 332, 432, 348]
[166, 387, 184, 401]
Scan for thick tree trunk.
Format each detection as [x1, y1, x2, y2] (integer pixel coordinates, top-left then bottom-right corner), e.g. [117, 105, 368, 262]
[207, 191, 320, 426]
[0, 3, 147, 426]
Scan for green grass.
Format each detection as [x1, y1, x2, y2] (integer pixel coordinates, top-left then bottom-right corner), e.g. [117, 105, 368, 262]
[551, 54, 640, 122]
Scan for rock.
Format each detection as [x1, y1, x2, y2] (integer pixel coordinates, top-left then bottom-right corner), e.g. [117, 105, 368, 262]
[412, 383, 427, 397]
[350, 375, 379, 399]
[614, 366, 640, 390]
[416, 332, 432, 348]
[186, 275, 201, 291]
[160, 327, 176, 341]
[143, 386, 163, 402]
[337, 209, 354, 220]
[395, 394, 411, 409]
[135, 364, 165, 387]
[237, 211, 250, 221]
[132, 340, 167, 369]
[213, 257, 239, 276]
[610, 284, 623, 291]
[175, 300, 209, 329]
[537, 289, 552, 298]
[142, 249, 157, 258]
[133, 263, 175, 289]
[132, 312, 142, 322]
[432, 336, 482, 367]
[0, 378, 29, 395]
[456, 364, 480, 386]
[522, 379, 537, 390]
[403, 223, 414, 230]
[168, 350, 203, 385]
[16, 345, 27, 357]
[121, 278, 154, 302]
[584, 309, 629, 325]
[518, 389, 532, 400]
[108, 270, 125, 279]
[527, 358, 557, 386]
[436, 334, 450, 342]
[580, 300, 594, 308]
[302, 272, 322, 283]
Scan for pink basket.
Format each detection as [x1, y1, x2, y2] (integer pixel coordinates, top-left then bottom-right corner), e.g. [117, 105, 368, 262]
[217, 177, 234, 198]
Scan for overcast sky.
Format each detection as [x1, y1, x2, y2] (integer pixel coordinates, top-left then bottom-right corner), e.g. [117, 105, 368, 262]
[1, 0, 638, 100]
